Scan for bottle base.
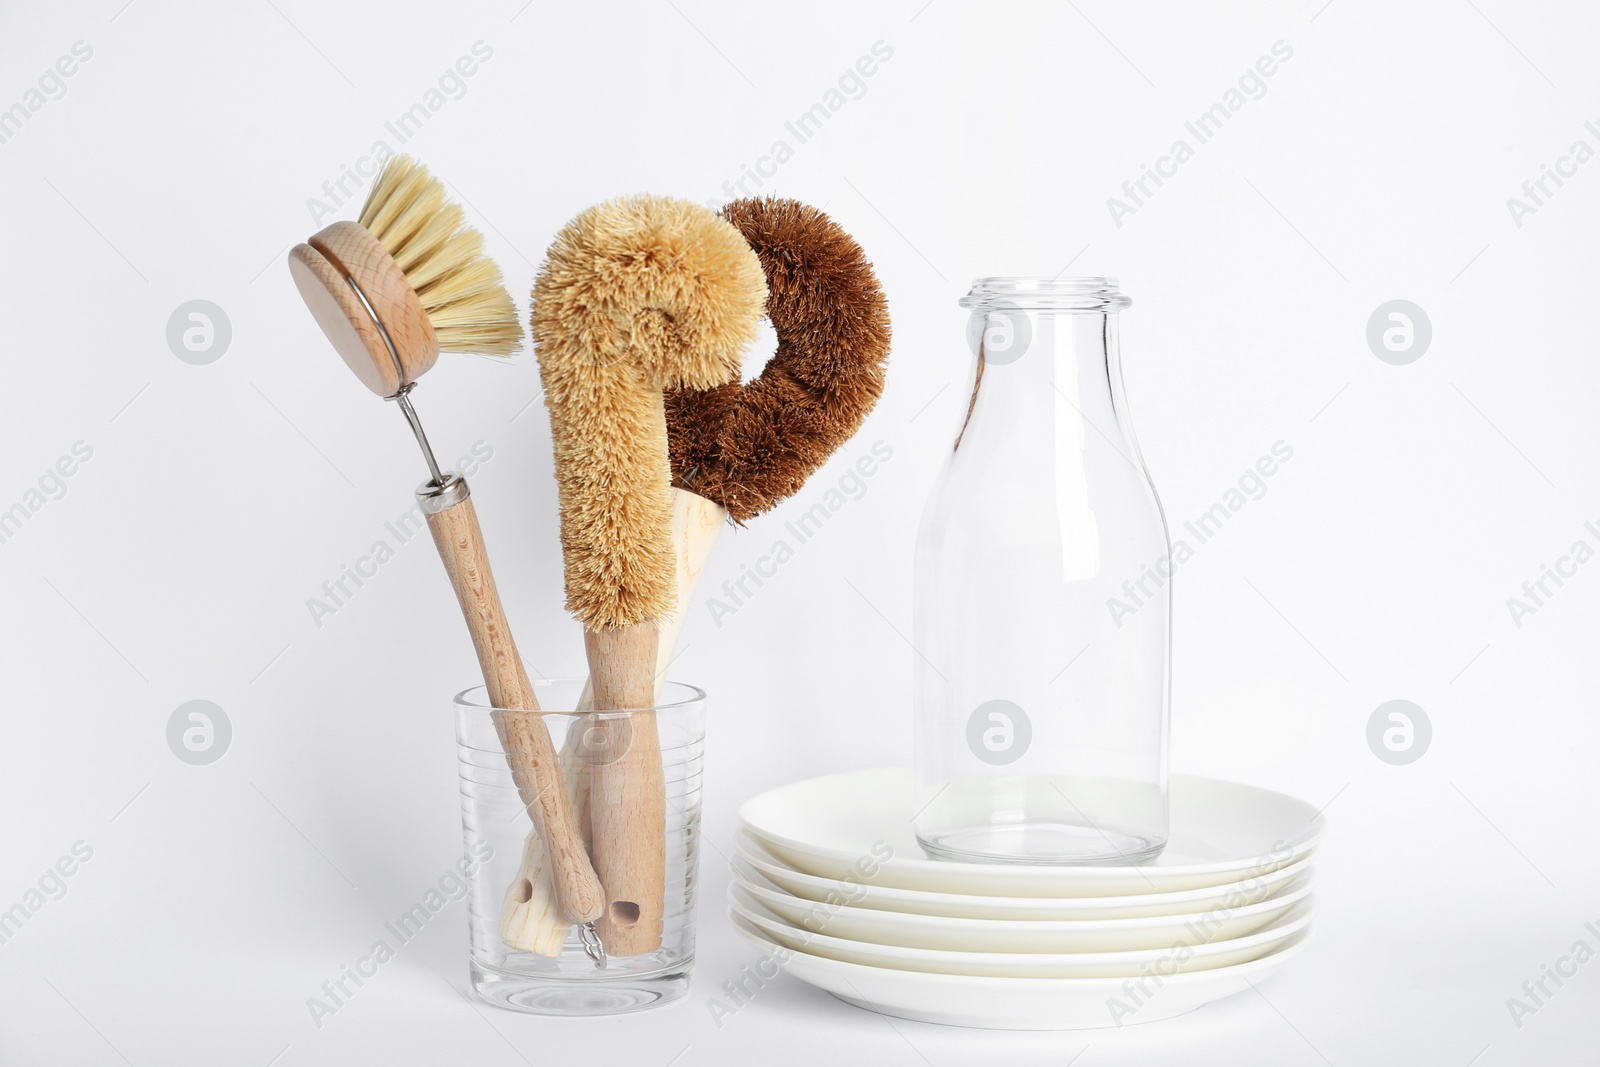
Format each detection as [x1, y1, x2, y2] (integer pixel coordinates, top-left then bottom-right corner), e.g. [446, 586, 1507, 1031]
[917, 823, 1166, 866]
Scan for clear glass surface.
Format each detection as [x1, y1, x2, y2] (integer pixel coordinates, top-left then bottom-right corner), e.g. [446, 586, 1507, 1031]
[913, 277, 1171, 865]
[454, 679, 705, 1014]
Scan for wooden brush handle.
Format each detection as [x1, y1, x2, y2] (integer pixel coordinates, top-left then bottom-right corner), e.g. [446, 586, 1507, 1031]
[571, 489, 728, 706]
[422, 480, 604, 927]
[652, 490, 729, 682]
[499, 489, 725, 954]
[583, 623, 666, 956]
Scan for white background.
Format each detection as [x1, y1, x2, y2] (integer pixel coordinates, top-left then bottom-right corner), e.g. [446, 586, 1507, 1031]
[1, 0, 1597, 1063]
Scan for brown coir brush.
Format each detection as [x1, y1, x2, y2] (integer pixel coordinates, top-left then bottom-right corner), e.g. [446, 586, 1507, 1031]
[666, 197, 892, 522]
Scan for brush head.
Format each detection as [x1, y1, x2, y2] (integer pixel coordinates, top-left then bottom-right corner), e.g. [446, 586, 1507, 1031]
[288, 154, 521, 397]
[533, 195, 767, 630]
[666, 197, 891, 522]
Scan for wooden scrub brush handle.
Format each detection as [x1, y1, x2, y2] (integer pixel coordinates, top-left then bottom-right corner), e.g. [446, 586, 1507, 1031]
[420, 476, 605, 928]
[499, 487, 725, 954]
[582, 623, 666, 955]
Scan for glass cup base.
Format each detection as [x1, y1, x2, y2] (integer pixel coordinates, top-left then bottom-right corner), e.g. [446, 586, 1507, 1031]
[470, 958, 693, 1016]
[454, 680, 706, 1018]
[917, 823, 1166, 866]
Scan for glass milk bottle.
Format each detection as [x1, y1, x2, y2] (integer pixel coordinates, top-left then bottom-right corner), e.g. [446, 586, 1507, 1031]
[912, 277, 1170, 865]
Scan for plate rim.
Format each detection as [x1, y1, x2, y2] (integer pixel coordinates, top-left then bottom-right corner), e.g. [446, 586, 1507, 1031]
[728, 884, 1318, 969]
[734, 828, 1316, 912]
[729, 854, 1316, 936]
[738, 768, 1325, 884]
[729, 909, 1315, 990]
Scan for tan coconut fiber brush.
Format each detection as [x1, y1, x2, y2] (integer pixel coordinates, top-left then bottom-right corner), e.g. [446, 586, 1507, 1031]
[529, 194, 765, 956]
[500, 197, 888, 954]
[286, 155, 608, 960]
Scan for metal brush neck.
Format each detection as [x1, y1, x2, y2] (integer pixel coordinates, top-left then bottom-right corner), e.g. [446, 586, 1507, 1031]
[388, 384, 446, 487]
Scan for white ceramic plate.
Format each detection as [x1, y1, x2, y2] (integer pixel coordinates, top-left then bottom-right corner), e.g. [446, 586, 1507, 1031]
[735, 830, 1313, 920]
[729, 886, 1314, 979]
[739, 768, 1322, 895]
[731, 858, 1313, 953]
[730, 911, 1312, 1030]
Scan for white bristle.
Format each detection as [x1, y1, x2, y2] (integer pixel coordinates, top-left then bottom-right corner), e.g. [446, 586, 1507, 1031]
[358, 156, 522, 355]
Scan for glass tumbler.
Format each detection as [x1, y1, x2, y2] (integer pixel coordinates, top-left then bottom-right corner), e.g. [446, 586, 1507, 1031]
[913, 277, 1171, 865]
[454, 679, 705, 1014]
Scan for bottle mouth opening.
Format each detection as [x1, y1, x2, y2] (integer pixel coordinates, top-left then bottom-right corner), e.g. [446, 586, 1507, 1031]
[960, 276, 1131, 311]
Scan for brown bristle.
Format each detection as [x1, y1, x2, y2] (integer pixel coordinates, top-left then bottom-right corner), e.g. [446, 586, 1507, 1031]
[665, 197, 891, 523]
[533, 195, 767, 630]
[359, 155, 522, 355]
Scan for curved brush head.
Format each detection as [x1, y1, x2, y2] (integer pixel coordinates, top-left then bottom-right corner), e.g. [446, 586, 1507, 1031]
[666, 197, 891, 523]
[533, 194, 767, 629]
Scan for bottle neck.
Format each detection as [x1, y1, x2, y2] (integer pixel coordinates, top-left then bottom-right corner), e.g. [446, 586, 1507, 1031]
[961, 306, 1130, 445]
[954, 278, 1146, 485]
[960, 276, 1131, 429]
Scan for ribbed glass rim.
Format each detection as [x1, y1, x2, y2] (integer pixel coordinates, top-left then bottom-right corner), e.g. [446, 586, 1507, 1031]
[960, 276, 1131, 311]
[453, 678, 706, 716]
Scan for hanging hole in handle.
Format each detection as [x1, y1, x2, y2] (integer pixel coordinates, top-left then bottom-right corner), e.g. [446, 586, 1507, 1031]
[609, 901, 641, 926]
[511, 879, 532, 904]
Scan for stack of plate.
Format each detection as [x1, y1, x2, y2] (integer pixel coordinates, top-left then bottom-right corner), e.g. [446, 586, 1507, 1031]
[730, 768, 1322, 1030]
